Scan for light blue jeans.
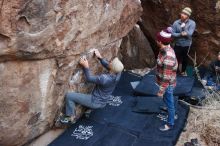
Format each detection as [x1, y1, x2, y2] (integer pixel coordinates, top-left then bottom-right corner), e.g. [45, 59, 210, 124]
[163, 86, 175, 126]
[65, 92, 105, 116]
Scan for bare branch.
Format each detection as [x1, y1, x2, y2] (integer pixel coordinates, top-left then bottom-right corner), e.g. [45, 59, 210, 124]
[198, 52, 210, 67]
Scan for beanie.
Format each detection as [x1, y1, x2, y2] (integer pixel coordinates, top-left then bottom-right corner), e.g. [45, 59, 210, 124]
[111, 57, 124, 73]
[156, 27, 173, 44]
[182, 7, 192, 16]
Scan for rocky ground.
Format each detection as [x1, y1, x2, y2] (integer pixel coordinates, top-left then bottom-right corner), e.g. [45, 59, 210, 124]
[177, 88, 220, 146]
[177, 107, 220, 146]
[27, 129, 65, 146]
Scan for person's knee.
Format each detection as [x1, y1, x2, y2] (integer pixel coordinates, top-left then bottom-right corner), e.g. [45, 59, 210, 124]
[65, 93, 71, 102]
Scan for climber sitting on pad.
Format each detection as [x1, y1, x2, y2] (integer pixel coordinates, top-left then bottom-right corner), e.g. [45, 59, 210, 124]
[60, 50, 124, 124]
[202, 52, 220, 88]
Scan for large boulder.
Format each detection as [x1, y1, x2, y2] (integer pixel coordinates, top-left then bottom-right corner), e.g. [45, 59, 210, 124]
[0, 0, 142, 61]
[140, 0, 220, 65]
[120, 24, 156, 69]
[0, 0, 142, 146]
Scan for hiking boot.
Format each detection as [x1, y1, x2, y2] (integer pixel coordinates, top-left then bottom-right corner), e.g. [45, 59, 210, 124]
[184, 142, 193, 146]
[60, 116, 76, 124]
[159, 124, 173, 131]
[191, 138, 201, 146]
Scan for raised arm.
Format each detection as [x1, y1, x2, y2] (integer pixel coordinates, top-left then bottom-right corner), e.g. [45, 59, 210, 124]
[98, 58, 110, 70]
[79, 57, 106, 85]
[94, 50, 110, 70]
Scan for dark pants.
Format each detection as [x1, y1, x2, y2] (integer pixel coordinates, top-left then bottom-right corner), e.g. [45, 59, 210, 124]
[174, 46, 189, 73]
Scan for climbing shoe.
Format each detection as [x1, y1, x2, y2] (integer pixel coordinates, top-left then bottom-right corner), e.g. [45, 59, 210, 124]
[60, 116, 76, 124]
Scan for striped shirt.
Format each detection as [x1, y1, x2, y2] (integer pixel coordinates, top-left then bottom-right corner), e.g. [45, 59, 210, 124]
[156, 46, 178, 95]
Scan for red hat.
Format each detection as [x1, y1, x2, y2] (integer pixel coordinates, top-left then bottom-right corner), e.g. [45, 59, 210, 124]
[156, 27, 173, 44]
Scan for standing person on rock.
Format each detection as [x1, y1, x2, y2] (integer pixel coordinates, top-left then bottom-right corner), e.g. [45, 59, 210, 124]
[156, 28, 178, 131]
[60, 50, 124, 124]
[172, 7, 196, 75]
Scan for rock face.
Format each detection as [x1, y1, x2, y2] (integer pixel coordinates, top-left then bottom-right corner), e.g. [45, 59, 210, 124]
[0, 0, 142, 146]
[120, 24, 155, 69]
[140, 0, 220, 65]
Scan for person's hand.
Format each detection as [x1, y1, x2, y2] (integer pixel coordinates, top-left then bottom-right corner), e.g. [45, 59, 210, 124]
[181, 31, 187, 36]
[157, 92, 163, 98]
[94, 50, 102, 59]
[79, 56, 89, 68]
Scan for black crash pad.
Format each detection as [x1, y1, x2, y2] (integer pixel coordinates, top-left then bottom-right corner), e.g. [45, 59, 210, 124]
[49, 72, 189, 146]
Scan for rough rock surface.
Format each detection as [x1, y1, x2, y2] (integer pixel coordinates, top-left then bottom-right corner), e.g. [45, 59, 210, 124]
[140, 0, 220, 65]
[120, 24, 155, 69]
[0, 0, 142, 146]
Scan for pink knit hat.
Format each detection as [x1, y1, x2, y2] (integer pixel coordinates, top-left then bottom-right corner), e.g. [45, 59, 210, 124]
[156, 27, 173, 44]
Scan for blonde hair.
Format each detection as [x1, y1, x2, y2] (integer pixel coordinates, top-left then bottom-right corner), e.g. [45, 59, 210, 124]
[111, 57, 124, 73]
